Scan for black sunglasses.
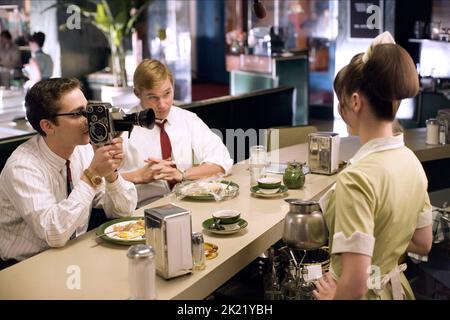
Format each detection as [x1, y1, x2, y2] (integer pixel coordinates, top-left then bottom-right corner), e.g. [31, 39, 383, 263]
[54, 109, 87, 118]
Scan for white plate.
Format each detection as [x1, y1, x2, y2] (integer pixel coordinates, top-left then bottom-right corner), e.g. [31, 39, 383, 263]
[104, 220, 144, 241]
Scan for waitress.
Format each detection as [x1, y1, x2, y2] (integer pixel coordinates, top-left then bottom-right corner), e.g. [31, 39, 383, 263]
[313, 32, 432, 300]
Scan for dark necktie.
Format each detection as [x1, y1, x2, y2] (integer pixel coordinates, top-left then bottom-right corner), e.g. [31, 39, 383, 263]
[66, 160, 76, 239]
[65, 160, 73, 197]
[156, 120, 178, 189]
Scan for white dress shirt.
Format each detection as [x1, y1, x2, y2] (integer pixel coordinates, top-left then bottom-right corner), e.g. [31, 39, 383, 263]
[120, 106, 233, 206]
[0, 135, 138, 261]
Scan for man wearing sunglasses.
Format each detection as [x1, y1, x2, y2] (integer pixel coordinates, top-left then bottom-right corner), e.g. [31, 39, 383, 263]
[0, 78, 137, 268]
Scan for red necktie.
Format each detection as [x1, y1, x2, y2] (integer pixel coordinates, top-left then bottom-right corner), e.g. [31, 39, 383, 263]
[156, 120, 178, 189]
[156, 120, 172, 161]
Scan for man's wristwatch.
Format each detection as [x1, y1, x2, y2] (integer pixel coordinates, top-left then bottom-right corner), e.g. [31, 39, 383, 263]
[178, 168, 187, 181]
[83, 169, 103, 187]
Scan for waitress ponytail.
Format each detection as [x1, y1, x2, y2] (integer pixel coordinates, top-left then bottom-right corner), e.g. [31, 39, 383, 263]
[334, 43, 419, 121]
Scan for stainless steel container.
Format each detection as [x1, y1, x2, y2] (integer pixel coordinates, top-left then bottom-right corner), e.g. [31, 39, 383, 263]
[127, 244, 156, 300]
[282, 199, 328, 250]
[144, 203, 193, 279]
[308, 132, 340, 175]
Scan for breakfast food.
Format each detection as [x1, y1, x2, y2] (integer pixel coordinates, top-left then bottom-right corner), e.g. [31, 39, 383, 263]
[182, 182, 225, 196]
[113, 219, 145, 240]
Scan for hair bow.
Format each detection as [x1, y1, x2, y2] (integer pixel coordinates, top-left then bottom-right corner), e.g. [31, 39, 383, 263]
[362, 31, 396, 63]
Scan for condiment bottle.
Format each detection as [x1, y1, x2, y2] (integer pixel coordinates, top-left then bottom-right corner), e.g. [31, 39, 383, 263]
[127, 244, 156, 300]
[426, 119, 439, 145]
[192, 232, 206, 270]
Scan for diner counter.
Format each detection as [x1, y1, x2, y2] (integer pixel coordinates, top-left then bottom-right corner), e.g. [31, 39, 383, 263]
[0, 143, 338, 300]
[0, 88, 26, 123]
[0, 119, 35, 142]
[0, 130, 449, 299]
[338, 128, 450, 163]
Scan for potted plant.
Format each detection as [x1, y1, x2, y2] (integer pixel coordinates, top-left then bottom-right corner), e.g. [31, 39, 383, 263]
[46, 0, 153, 88]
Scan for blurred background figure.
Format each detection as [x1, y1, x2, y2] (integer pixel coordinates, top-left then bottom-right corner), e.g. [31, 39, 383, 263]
[0, 30, 22, 87]
[23, 31, 53, 89]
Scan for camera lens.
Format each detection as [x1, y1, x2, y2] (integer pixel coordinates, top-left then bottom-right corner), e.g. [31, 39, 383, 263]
[87, 105, 94, 113]
[97, 106, 104, 113]
[95, 126, 105, 136]
[137, 109, 155, 129]
[90, 123, 107, 142]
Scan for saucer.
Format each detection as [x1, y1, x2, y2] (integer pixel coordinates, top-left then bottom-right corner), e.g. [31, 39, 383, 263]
[258, 188, 280, 194]
[250, 185, 289, 198]
[202, 218, 248, 235]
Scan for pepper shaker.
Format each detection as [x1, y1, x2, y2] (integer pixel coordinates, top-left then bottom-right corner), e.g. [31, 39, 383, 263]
[192, 232, 206, 270]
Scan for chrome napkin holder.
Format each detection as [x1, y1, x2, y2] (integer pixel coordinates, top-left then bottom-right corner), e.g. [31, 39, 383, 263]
[144, 203, 193, 279]
[307, 132, 340, 175]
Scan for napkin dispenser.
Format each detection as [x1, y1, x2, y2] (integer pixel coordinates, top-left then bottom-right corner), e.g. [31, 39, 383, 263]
[307, 132, 340, 175]
[144, 203, 193, 279]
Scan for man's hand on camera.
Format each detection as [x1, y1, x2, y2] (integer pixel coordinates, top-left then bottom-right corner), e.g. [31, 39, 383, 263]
[89, 137, 124, 179]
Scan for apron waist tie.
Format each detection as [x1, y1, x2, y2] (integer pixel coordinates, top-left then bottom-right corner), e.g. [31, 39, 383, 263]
[372, 263, 407, 300]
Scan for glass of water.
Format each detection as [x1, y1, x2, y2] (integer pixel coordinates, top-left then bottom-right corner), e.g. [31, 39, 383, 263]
[249, 145, 268, 186]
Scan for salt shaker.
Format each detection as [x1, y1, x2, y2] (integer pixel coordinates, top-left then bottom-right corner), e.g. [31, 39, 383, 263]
[192, 232, 206, 270]
[127, 244, 156, 300]
[426, 119, 439, 145]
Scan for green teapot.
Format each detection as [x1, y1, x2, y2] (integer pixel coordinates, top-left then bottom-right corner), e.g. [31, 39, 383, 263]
[283, 161, 305, 189]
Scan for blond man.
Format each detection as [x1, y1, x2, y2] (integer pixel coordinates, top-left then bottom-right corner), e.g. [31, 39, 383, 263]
[120, 59, 233, 206]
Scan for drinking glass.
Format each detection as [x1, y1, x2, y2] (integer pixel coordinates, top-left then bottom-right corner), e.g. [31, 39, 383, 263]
[249, 145, 268, 186]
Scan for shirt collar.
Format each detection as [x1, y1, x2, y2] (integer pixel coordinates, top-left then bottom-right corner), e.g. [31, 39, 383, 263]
[37, 135, 70, 172]
[349, 133, 404, 165]
[165, 107, 175, 126]
[136, 104, 174, 126]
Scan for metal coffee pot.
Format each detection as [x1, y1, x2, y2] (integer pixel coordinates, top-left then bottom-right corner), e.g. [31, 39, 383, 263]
[282, 199, 328, 250]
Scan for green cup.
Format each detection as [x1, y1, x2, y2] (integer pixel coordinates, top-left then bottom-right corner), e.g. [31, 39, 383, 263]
[257, 177, 282, 192]
[212, 210, 241, 230]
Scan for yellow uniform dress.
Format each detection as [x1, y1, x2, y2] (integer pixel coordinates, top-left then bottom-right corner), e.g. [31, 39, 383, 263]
[320, 134, 432, 299]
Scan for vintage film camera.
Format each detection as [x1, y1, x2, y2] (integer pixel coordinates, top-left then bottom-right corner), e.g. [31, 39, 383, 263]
[85, 102, 155, 146]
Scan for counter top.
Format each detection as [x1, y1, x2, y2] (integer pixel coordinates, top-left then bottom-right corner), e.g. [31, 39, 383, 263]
[0, 130, 449, 299]
[226, 53, 307, 75]
[0, 119, 35, 142]
[0, 143, 337, 300]
[0, 89, 26, 123]
[340, 129, 450, 162]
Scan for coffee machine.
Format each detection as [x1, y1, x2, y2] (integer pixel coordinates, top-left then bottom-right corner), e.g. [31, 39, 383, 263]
[263, 199, 330, 300]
